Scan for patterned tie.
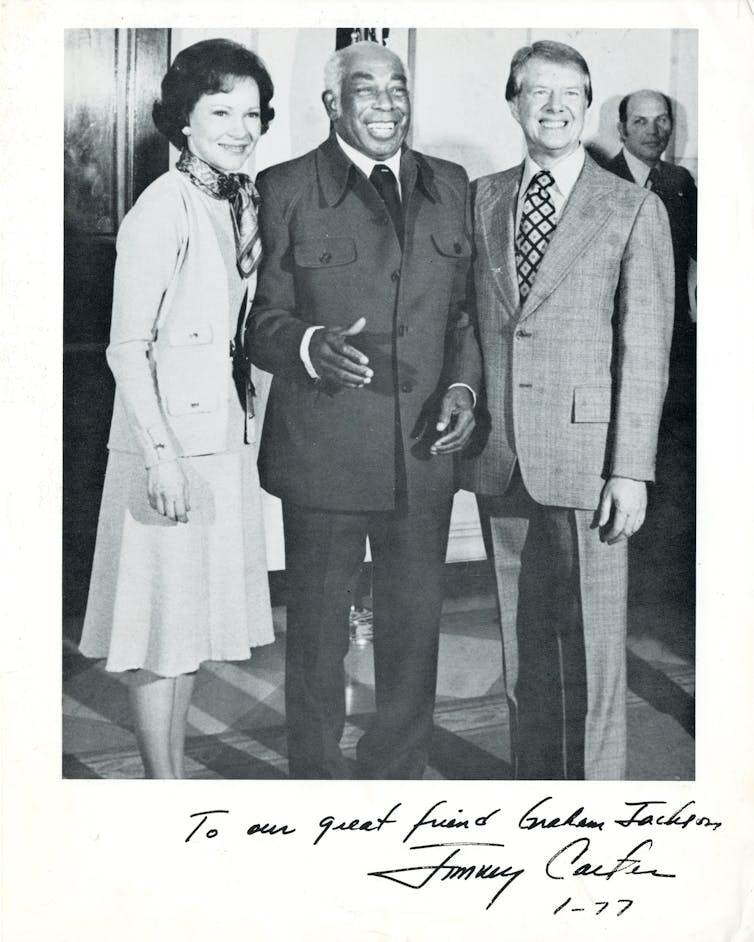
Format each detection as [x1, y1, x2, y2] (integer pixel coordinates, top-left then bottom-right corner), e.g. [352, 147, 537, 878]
[515, 170, 557, 301]
[369, 163, 404, 248]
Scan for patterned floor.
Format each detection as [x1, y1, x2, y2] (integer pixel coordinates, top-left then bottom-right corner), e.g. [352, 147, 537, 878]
[62, 593, 695, 780]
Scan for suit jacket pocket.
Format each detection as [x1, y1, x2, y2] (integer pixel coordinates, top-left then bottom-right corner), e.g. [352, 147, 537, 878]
[293, 237, 357, 268]
[430, 233, 472, 259]
[572, 385, 612, 423]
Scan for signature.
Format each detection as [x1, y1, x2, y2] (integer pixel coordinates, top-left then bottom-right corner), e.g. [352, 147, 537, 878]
[368, 842, 525, 910]
[545, 837, 676, 880]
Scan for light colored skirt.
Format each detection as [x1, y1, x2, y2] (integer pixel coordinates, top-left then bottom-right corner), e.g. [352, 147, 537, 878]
[79, 446, 275, 677]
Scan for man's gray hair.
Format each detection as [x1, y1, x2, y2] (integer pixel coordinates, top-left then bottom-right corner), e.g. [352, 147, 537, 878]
[323, 48, 348, 103]
[323, 42, 407, 105]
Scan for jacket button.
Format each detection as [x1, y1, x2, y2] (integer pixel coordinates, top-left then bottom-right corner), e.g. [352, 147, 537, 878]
[391, 270, 400, 283]
[453, 241, 463, 254]
[401, 380, 414, 393]
[319, 251, 332, 264]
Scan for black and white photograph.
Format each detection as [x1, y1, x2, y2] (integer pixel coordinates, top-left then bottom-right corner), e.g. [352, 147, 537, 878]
[61, 25, 696, 782]
[2, 2, 753, 940]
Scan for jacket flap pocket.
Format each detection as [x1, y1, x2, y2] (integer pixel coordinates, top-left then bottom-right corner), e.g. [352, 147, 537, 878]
[572, 385, 612, 423]
[166, 324, 214, 346]
[165, 391, 220, 417]
[431, 234, 472, 258]
[293, 238, 357, 268]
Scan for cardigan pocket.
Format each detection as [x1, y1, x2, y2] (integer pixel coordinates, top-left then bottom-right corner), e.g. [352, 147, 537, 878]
[293, 237, 357, 268]
[164, 390, 221, 416]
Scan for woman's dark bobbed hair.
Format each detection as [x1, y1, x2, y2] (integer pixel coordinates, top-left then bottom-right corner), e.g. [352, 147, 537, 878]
[153, 38, 275, 149]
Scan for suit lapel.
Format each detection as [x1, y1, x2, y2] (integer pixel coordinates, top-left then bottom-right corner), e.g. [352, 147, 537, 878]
[519, 156, 614, 321]
[609, 150, 634, 183]
[477, 166, 521, 319]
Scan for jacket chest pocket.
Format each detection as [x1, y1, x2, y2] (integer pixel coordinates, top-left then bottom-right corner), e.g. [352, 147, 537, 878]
[430, 233, 472, 261]
[293, 237, 357, 269]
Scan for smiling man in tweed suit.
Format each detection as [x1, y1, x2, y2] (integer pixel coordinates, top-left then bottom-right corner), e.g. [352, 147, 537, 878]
[461, 41, 674, 779]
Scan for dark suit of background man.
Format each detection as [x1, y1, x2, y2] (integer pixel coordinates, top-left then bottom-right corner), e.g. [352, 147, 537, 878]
[606, 89, 697, 411]
[606, 90, 697, 603]
[248, 41, 479, 779]
[461, 42, 674, 779]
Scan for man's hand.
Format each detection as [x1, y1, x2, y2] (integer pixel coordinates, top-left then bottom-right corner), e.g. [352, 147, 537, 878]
[430, 386, 476, 455]
[596, 476, 647, 544]
[147, 460, 191, 523]
[310, 317, 373, 388]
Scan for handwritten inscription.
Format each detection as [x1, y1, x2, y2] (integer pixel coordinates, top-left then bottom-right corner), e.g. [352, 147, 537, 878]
[180, 795, 721, 913]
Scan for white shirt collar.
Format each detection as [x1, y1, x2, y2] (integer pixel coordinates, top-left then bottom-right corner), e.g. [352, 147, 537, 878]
[621, 147, 658, 186]
[520, 145, 586, 202]
[335, 132, 403, 189]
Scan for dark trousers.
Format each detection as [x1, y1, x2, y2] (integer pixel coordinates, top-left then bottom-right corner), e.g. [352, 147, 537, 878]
[478, 467, 627, 780]
[282, 499, 452, 779]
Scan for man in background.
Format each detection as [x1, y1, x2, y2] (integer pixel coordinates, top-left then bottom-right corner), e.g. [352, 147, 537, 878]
[606, 90, 697, 603]
[606, 89, 697, 397]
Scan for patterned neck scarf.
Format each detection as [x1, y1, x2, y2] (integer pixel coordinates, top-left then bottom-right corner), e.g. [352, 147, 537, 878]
[177, 148, 262, 278]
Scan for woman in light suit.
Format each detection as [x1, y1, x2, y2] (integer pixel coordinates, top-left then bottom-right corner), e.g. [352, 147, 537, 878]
[80, 39, 276, 778]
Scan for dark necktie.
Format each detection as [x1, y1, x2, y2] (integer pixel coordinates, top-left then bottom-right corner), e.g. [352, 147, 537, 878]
[369, 163, 404, 248]
[645, 166, 661, 193]
[515, 170, 557, 301]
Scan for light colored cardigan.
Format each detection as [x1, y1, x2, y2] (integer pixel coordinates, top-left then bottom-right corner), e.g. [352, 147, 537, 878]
[106, 169, 253, 467]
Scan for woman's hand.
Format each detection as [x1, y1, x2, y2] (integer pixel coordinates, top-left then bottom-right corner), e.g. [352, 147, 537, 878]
[147, 460, 191, 523]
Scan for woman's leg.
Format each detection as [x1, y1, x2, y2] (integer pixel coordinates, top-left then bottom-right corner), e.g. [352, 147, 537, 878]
[128, 670, 178, 779]
[169, 671, 197, 779]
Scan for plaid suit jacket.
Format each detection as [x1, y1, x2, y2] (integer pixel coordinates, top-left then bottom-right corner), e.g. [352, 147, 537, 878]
[460, 154, 674, 510]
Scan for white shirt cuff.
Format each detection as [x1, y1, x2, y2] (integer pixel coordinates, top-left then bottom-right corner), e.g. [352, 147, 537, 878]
[448, 382, 477, 408]
[300, 325, 323, 379]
